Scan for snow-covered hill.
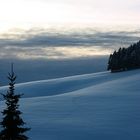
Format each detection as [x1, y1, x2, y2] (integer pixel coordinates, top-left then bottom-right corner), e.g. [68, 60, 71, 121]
[0, 70, 140, 140]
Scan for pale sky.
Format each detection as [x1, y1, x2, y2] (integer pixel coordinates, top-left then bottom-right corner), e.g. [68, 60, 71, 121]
[0, 0, 140, 31]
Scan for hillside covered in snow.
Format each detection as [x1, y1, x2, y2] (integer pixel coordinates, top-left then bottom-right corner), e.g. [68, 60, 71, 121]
[0, 70, 140, 140]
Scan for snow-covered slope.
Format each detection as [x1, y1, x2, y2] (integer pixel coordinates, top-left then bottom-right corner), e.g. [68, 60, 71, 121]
[1, 70, 140, 140]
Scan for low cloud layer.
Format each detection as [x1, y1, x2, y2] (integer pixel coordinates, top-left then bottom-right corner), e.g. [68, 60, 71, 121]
[0, 26, 139, 59]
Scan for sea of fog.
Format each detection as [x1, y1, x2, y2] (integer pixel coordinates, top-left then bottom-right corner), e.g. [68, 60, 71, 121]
[0, 56, 108, 86]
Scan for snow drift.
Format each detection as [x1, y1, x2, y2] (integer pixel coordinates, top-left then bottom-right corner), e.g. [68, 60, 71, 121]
[0, 70, 140, 140]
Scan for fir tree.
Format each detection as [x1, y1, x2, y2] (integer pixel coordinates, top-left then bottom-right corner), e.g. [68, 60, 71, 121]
[0, 64, 30, 140]
[108, 40, 140, 72]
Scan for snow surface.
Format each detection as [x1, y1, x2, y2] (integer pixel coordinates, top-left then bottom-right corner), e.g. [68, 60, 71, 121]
[0, 70, 140, 140]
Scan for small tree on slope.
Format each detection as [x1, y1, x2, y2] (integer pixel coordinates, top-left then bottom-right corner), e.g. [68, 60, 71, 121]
[0, 64, 30, 140]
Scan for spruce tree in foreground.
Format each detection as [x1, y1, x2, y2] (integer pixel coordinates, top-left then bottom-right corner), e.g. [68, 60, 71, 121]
[0, 64, 30, 140]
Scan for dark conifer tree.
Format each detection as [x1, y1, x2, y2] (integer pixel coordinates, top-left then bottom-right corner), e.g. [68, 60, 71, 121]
[0, 64, 30, 140]
[107, 54, 113, 70]
[108, 40, 140, 72]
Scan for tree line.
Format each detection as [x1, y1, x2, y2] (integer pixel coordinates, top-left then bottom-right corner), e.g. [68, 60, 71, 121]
[108, 40, 140, 72]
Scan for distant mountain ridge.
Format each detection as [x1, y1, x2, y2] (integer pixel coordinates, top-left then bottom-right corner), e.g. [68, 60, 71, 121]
[108, 40, 140, 72]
